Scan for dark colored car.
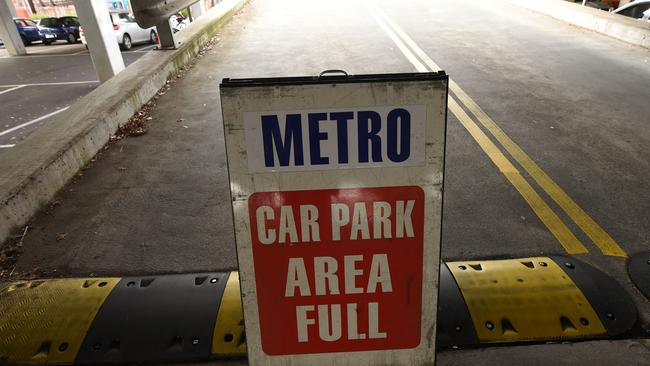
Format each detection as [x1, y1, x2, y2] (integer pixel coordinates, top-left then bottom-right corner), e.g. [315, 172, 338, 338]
[38, 16, 80, 45]
[13, 18, 42, 45]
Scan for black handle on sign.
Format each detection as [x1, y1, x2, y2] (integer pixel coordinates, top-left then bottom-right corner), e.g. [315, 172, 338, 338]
[318, 69, 349, 78]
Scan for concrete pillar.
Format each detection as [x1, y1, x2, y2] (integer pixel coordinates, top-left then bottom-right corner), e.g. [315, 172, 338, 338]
[0, 0, 26, 56]
[188, 1, 205, 21]
[5, 0, 16, 17]
[73, 0, 124, 83]
[156, 18, 178, 49]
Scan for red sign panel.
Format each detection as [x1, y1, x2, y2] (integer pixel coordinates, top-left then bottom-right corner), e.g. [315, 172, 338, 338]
[248, 186, 425, 355]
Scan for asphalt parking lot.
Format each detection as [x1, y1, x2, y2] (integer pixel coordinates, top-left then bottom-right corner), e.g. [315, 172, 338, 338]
[0, 41, 155, 152]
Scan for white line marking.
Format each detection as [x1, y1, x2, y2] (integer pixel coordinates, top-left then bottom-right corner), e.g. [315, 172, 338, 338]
[125, 44, 156, 53]
[0, 80, 98, 88]
[0, 53, 91, 59]
[0, 144, 16, 148]
[0, 107, 70, 137]
[72, 49, 89, 55]
[0, 85, 26, 95]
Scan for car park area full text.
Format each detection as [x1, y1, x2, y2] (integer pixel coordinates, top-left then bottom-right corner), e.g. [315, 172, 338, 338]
[248, 186, 425, 355]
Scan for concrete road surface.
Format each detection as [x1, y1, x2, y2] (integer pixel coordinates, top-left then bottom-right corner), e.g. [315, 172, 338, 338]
[0, 42, 154, 151]
[2, 0, 649, 361]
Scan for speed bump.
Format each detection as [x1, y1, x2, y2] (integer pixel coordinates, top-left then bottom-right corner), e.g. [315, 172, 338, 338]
[437, 264, 479, 347]
[0, 278, 119, 364]
[0, 259, 638, 364]
[76, 273, 229, 364]
[211, 272, 247, 356]
[628, 251, 650, 300]
[447, 257, 606, 342]
[445, 256, 637, 344]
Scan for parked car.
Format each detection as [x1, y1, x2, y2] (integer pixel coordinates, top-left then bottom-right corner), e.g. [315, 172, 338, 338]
[38, 16, 80, 44]
[12, 18, 42, 45]
[572, 0, 619, 11]
[613, 0, 650, 21]
[80, 12, 157, 50]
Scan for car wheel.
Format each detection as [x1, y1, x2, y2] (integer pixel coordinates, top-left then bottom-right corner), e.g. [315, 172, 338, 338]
[66, 33, 76, 44]
[21, 36, 30, 46]
[149, 30, 157, 44]
[43, 39, 52, 45]
[121, 34, 132, 50]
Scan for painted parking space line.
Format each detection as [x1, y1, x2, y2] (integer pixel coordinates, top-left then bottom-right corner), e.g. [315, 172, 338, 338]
[0, 85, 25, 95]
[368, 3, 626, 257]
[367, 3, 590, 255]
[0, 53, 90, 59]
[0, 144, 16, 149]
[124, 44, 157, 53]
[0, 80, 98, 88]
[0, 107, 70, 138]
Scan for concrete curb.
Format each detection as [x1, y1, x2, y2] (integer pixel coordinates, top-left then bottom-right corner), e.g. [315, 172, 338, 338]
[504, 0, 650, 49]
[0, 0, 247, 244]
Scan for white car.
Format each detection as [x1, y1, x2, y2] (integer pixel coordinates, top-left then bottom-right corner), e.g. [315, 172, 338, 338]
[80, 12, 157, 50]
[613, 0, 650, 22]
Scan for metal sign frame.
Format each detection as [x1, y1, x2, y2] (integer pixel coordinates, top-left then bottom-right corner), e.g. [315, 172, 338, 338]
[220, 71, 448, 366]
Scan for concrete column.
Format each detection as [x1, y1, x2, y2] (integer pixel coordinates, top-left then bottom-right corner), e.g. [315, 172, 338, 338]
[73, 0, 124, 83]
[0, 0, 26, 56]
[156, 18, 177, 49]
[5, 0, 16, 17]
[188, 1, 205, 21]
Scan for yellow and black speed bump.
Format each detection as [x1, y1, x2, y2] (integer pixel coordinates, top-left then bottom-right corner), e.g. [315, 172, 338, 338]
[0, 277, 120, 364]
[628, 251, 650, 300]
[437, 264, 479, 347]
[76, 272, 229, 363]
[211, 271, 247, 357]
[551, 256, 637, 337]
[0, 258, 638, 364]
[444, 256, 636, 345]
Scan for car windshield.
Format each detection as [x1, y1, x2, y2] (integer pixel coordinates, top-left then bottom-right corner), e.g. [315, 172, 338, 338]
[109, 12, 129, 22]
[62, 17, 79, 26]
[39, 18, 61, 27]
[14, 19, 37, 27]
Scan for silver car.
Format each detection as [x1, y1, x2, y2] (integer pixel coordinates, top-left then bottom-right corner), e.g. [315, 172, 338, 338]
[80, 12, 157, 50]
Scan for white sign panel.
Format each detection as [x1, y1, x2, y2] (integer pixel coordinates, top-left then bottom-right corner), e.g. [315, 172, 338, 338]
[244, 105, 427, 172]
[220, 72, 448, 366]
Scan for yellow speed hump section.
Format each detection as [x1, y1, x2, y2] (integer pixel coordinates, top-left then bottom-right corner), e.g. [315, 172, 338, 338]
[0, 278, 119, 364]
[447, 257, 606, 343]
[211, 272, 246, 356]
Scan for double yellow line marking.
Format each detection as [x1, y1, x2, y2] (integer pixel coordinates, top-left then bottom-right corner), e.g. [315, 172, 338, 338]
[367, 3, 626, 257]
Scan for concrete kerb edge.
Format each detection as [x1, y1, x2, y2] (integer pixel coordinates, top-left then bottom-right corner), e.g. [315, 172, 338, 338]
[0, 0, 248, 244]
[503, 0, 650, 50]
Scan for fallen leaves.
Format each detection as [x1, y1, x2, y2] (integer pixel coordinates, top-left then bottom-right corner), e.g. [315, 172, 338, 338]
[0, 226, 29, 278]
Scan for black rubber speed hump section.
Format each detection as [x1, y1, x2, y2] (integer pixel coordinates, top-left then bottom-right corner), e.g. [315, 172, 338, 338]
[76, 272, 229, 363]
[628, 251, 650, 300]
[551, 256, 637, 337]
[437, 263, 479, 348]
